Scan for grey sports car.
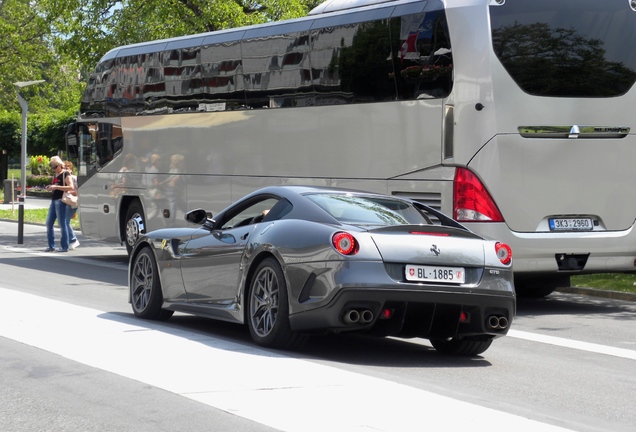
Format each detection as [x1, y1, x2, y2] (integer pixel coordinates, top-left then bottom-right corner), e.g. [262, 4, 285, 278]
[129, 186, 515, 356]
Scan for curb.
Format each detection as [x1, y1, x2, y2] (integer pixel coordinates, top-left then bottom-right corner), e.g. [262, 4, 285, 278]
[556, 286, 636, 302]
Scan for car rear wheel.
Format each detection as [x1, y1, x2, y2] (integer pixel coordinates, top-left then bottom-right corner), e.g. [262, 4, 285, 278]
[429, 337, 493, 356]
[130, 246, 173, 321]
[247, 258, 305, 349]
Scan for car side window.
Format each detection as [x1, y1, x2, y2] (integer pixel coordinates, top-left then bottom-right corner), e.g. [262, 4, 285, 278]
[220, 197, 280, 230]
[261, 198, 292, 222]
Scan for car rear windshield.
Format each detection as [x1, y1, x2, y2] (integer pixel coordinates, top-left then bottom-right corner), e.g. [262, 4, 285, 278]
[306, 194, 429, 225]
[490, 0, 636, 97]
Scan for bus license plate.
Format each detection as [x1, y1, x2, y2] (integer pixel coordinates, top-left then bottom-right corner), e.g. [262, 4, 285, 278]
[405, 265, 465, 284]
[549, 218, 593, 231]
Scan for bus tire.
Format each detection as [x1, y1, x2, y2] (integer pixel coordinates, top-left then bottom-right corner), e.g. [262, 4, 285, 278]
[514, 275, 569, 298]
[124, 200, 146, 255]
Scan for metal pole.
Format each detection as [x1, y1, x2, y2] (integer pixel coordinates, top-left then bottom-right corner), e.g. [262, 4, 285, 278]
[16, 93, 28, 245]
[13, 80, 44, 245]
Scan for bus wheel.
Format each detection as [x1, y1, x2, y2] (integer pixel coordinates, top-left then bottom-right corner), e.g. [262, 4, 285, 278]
[125, 201, 146, 255]
[514, 275, 569, 298]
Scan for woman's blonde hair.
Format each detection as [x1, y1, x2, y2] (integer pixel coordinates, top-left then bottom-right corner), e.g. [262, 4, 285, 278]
[50, 155, 64, 168]
[64, 160, 75, 172]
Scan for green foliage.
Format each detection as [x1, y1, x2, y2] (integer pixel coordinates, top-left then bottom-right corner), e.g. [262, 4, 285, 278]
[572, 274, 636, 294]
[0, 109, 76, 160]
[27, 174, 54, 188]
[0, 208, 80, 230]
[0, 111, 21, 154]
[29, 155, 54, 176]
[50, 0, 324, 73]
[0, 0, 84, 112]
[0, 0, 323, 159]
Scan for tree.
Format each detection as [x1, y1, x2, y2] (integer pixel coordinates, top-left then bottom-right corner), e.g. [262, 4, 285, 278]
[51, 0, 324, 75]
[0, 0, 84, 111]
[0, 0, 324, 161]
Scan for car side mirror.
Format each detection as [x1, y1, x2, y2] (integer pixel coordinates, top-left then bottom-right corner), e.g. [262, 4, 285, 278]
[185, 209, 211, 225]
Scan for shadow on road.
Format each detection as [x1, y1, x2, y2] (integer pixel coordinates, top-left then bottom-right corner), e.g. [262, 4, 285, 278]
[516, 292, 636, 322]
[100, 311, 494, 369]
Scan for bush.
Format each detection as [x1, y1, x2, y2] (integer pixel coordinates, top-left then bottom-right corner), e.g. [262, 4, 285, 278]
[29, 155, 54, 176]
[27, 175, 53, 187]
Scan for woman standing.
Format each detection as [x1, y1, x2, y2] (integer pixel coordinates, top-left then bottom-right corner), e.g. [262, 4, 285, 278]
[64, 160, 80, 250]
[44, 156, 74, 252]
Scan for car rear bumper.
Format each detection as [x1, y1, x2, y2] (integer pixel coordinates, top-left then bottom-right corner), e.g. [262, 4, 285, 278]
[289, 286, 515, 339]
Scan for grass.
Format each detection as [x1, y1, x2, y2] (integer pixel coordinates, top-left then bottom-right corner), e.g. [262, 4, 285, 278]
[571, 273, 636, 294]
[2, 169, 79, 230]
[0, 200, 80, 230]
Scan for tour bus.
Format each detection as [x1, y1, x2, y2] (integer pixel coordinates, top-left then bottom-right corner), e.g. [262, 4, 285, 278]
[66, 0, 636, 297]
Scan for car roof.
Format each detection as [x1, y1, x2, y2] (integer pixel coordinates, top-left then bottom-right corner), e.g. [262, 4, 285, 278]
[249, 185, 396, 199]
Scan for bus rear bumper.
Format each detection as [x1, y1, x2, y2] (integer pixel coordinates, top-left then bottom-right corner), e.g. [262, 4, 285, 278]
[466, 222, 636, 274]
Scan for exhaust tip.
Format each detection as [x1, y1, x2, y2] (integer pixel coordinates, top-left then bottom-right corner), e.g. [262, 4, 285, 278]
[486, 315, 509, 330]
[342, 309, 375, 325]
[343, 309, 360, 324]
[359, 310, 374, 324]
[498, 316, 509, 329]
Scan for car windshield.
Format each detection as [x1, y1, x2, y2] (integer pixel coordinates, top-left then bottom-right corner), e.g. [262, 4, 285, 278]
[306, 193, 429, 226]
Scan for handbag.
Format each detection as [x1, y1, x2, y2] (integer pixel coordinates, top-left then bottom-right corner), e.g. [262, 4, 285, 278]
[62, 191, 79, 209]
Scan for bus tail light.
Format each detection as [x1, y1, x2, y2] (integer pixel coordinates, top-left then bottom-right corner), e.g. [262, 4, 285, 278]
[453, 167, 504, 222]
[332, 232, 359, 255]
[495, 242, 512, 265]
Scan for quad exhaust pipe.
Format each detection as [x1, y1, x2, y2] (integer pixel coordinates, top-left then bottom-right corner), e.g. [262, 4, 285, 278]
[343, 309, 374, 325]
[487, 315, 509, 330]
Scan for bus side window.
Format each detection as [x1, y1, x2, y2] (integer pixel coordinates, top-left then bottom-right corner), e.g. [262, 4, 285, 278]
[391, 10, 453, 100]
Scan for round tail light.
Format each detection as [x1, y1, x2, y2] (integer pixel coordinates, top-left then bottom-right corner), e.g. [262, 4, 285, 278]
[495, 242, 512, 265]
[332, 232, 358, 255]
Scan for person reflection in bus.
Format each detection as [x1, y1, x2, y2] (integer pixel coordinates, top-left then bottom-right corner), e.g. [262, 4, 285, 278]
[145, 154, 163, 219]
[44, 156, 73, 252]
[162, 154, 184, 226]
[118, 153, 138, 186]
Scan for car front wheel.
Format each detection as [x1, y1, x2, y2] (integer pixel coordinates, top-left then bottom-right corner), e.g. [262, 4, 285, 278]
[130, 246, 173, 321]
[247, 258, 305, 349]
[429, 337, 493, 356]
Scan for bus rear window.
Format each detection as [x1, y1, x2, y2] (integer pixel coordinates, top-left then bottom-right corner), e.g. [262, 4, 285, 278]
[490, 0, 636, 97]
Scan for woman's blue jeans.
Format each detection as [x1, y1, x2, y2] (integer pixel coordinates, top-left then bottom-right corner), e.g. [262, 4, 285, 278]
[46, 199, 69, 250]
[66, 205, 77, 242]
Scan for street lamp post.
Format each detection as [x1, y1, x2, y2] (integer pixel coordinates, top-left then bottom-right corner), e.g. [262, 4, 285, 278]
[14, 80, 45, 244]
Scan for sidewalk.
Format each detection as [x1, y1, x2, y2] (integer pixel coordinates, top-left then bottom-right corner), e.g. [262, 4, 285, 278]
[0, 220, 127, 259]
[0, 196, 123, 256]
[0, 196, 51, 211]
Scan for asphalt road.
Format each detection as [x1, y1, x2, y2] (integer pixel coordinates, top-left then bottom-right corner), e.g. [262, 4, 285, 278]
[0, 220, 635, 431]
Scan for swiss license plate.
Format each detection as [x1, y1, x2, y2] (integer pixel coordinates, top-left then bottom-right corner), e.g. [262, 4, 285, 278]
[549, 218, 593, 231]
[405, 265, 465, 284]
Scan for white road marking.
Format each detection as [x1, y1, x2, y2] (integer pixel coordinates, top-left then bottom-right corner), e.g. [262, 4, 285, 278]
[0, 287, 577, 432]
[507, 329, 636, 360]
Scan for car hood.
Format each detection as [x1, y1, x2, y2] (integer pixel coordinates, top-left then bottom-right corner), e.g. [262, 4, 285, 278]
[366, 225, 486, 266]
